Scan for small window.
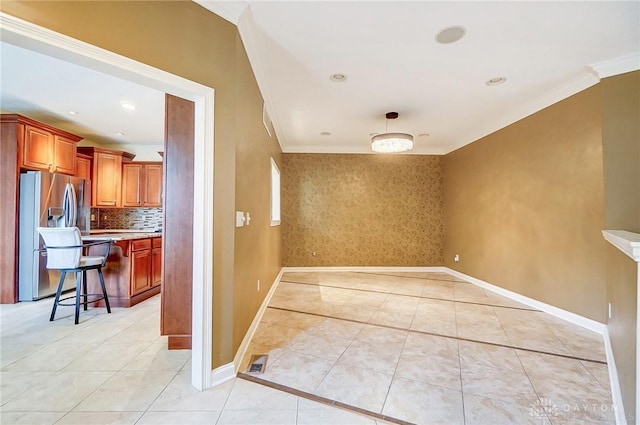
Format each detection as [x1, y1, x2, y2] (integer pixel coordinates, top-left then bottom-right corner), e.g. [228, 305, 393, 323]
[270, 158, 281, 226]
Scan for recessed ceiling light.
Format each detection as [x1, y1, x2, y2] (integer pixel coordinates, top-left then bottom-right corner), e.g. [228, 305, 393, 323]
[320, 131, 331, 136]
[121, 103, 136, 110]
[418, 133, 430, 138]
[486, 77, 507, 86]
[68, 110, 78, 116]
[115, 132, 125, 136]
[435, 26, 467, 44]
[330, 73, 347, 82]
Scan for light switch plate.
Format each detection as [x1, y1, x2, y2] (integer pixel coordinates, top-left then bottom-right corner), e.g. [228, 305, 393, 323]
[236, 211, 245, 227]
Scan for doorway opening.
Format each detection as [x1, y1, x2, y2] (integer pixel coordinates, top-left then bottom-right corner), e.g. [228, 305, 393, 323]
[0, 12, 215, 390]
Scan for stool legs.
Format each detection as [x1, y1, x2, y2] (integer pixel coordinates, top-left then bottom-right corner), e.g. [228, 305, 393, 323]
[50, 271, 66, 321]
[97, 268, 111, 314]
[74, 271, 82, 325]
[82, 270, 88, 311]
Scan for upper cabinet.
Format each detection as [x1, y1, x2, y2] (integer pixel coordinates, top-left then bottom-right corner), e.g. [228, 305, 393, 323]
[1, 114, 82, 176]
[75, 153, 92, 181]
[77, 146, 135, 207]
[122, 162, 163, 207]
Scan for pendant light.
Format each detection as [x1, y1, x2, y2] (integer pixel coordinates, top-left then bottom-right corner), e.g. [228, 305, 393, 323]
[371, 112, 413, 153]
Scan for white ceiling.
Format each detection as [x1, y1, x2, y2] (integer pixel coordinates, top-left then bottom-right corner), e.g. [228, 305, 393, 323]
[198, 0, 640, 154]
[1, 2, 638, 155]
[0, 41, 165, 146]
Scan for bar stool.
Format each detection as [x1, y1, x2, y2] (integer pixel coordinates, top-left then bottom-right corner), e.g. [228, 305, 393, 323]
[37, 227, 112, 324]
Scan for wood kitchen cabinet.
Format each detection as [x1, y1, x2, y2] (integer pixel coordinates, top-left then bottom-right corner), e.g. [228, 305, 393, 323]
[88, 236, 162, 307]
[77, 146, 135, 207]
[2, 114, 82, 176]
[122, 162, 163, 207]
[75, 153, 92, 180]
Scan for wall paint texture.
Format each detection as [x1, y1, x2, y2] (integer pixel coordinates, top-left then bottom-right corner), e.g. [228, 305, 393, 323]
[602, 70, 640, 422]
[282, 154, 444, 266]
[443, 86, 607, 323]
[0, 1, 282, 368]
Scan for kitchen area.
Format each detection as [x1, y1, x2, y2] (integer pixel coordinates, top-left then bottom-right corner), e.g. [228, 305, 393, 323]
[4, 114, 165, 309]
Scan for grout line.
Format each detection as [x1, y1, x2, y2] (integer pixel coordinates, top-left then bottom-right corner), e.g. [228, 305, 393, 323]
[279, 279, 540, 312]
[237, 372, 416, 425]
[266, 306, 607, 365]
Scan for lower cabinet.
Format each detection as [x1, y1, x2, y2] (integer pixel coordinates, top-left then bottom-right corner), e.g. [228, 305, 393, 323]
[88, 236, 162, 307]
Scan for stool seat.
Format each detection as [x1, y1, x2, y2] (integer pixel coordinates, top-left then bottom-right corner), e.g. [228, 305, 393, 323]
[37, 227, 112, 325]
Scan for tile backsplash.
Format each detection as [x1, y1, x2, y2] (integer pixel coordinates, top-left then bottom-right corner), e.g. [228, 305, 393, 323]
[90, 207, 162, 231]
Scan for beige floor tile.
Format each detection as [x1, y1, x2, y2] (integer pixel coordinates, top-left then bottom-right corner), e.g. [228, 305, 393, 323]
[286, 331, 351, 362]
[337, 339, 403, 375]
[367, 309, 414, 329]
[260, 350, 335, 393]
[274, 311, 326, 331]
[260, 308, 293, 324]
[64, 342, 153, 371]
[1, 371, 115, 412]
[224, 378, 298, 410]
[395, 351, 461, 391]
[73, 370, 177, 412]
[461, 363, 539, 406]
[0, 371, 55, 405]
[382, 377, 464, 424]
[458, 340, 524, 373]
[581, 361, 611, 389]
[238, 341, 286, 373]
[410, 300, 457, 337]
[149, 370, 233, 411]
[315, 363, 393, 413]
[55, 411, 143, 425]
[0, 411, 66, 425]
[251, 323, 305, 348]
[464, 393, 551, 425]
[216, 409, 297, 425]
[355, 324, 408, 346]
[297, 398, 377, 424]
[309, 318, 364, 339]
[137, 411, 222, 425]
[0, 343, 45, 369]
[122, 341, 191, 371]
[3, 338, 100, 372]
[453, 282, 490, 303]
[420, 279, 455, 300]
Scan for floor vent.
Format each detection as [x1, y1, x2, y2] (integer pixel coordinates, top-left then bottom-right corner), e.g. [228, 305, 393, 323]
[247, 354, 268, 374]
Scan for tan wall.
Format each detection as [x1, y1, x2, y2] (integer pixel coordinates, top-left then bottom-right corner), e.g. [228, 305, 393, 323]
[443, 86, 607, 323]
[602, 70, 640, 422]
[282, 154, 444, 266]
[233, 35, 282, 353]
[0, 1, 282, 368]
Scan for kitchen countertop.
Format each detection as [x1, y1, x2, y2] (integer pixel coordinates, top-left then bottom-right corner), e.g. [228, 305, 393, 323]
[83, 230, 162, 241]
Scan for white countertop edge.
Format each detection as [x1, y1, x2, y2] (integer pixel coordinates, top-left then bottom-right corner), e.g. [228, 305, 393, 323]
[602, 230, 640, 262]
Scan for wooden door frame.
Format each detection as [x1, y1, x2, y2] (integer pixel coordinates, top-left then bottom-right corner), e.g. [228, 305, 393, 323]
[0, 13, 215, 390]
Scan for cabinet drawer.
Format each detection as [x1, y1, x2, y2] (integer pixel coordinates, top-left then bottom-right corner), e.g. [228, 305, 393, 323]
[152, 237, 162, 248]
[131, 239, 151, 251]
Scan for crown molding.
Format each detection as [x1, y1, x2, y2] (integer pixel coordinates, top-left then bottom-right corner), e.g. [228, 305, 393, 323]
[589, 52, 640, 79]
[193, 1, 248, 25]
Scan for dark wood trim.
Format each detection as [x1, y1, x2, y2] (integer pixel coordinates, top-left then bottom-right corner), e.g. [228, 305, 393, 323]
[0, 120, 20, 303]
[168, 335, 192, 350]
[1, 114, 82, 142]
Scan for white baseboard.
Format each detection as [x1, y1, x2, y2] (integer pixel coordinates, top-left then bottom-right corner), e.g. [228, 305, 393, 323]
[232, 269, 284, 374]
[210, 362, 235, 387]
[443, 268, 606, 334]
[604, 328, 628, 425]
[282, 266, 448, 273]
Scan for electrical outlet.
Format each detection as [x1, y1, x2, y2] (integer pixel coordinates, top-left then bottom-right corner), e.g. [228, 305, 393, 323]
[103, 215, 108, 220]
[454, 254, 460, 263]
[257, 280, 260, 292]
[312, 251, 316, 256]
[608, 303, 612, 319]
[90, 214, 96, 221]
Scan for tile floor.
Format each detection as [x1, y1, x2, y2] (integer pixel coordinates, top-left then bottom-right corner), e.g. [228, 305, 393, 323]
[239, 271, 615, 425]
[1, 294, 381, 424]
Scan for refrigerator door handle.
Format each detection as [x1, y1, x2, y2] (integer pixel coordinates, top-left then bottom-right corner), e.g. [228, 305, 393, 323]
[63, 183, 77, 227]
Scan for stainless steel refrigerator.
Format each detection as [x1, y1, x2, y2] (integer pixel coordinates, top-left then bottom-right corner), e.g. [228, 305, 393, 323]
[18, 171, 91, 301]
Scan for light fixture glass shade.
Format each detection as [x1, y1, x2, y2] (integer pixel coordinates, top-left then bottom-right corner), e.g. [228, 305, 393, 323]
[371, 132, 414, 153]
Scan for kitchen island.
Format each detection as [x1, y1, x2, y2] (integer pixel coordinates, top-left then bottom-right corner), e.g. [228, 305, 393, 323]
[84, 231, 162, 307]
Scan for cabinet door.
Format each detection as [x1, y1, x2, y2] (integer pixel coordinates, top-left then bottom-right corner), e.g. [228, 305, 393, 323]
[152, 245, 162, 287]
[94, 152, 122, 207]
[21, 125, 52, 171]
[75, 156, 91, 180]
[122, 163, 143, 207]
[52, 135, 76, 175]
[144, 164, 163, 207]
[130, 249, 151, 296]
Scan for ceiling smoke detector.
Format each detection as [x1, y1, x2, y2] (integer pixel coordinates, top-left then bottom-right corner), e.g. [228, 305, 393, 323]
[330, 73, 347, 82]
[486, 77, 507, 86]
[435, 26, 467, 44]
